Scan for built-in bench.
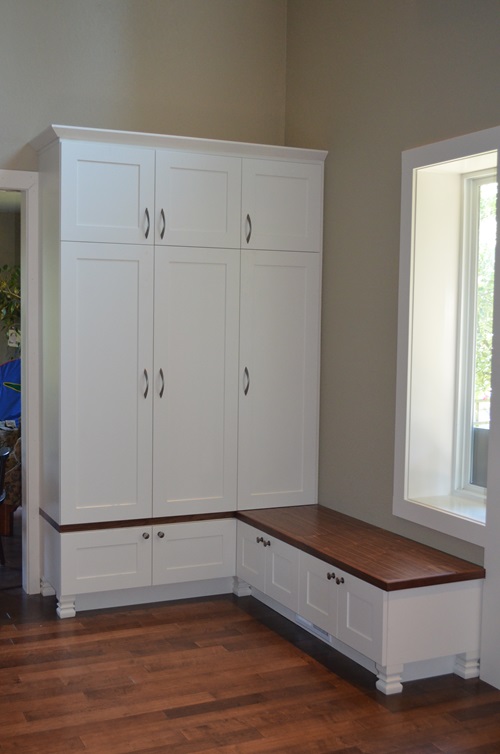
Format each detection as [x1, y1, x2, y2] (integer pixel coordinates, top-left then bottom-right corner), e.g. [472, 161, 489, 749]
[235, 505, 485, 694]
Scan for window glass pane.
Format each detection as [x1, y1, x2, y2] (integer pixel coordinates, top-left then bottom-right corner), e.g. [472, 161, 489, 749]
[471, 180, 497, 486]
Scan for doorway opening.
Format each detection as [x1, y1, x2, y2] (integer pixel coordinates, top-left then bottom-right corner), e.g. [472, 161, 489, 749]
[0, 189, 21, 589]
[0, 169, 39, 594]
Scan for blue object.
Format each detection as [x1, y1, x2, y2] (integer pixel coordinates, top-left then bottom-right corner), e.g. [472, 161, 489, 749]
[0, 358, 21, 423]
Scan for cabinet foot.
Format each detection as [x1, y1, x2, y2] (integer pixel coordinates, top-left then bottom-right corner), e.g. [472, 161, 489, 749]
[40, 577, 56, 597]
[56, 595, 76, 619]
[454, 652, 480, 679]
[376, 664, 404, 695]
[233, 576, 252, 597]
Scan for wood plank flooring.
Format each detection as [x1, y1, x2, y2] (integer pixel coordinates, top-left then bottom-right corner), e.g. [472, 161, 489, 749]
[1, 594, 500, 753]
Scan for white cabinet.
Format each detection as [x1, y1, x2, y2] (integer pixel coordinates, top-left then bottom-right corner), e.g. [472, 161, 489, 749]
[152, 519, 236, 585]
[242, 159, 323, 252]
[45, 519, 236, 618]
[60, 141, 155, 244]
[298, 551, 385, 663]
[236, 521, 299, 611]
[36, 125, 325, 616]
[59, 242, 154, 524]
[235, 517, 482, 695]
[238, 251, 321, 509]
[155, 151, 242, 248]
[153, 247, 240, 516]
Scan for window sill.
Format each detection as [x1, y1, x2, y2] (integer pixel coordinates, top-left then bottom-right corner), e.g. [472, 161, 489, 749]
[394, 495, 485, 547]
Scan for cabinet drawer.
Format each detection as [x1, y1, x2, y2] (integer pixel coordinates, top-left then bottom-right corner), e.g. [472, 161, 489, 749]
[152, 519, 236, 585]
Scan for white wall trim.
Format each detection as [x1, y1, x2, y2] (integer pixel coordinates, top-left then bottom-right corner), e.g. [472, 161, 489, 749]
[0, 169, 40, 594]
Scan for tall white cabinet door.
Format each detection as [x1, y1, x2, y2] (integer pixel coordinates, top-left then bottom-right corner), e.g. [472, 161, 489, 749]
[60, 243, 154, 524]
[242, 159, 323, 252]
[238, 251, 321, 510]
[153, 247, 240, 515]
[155, 151, 241, 248]
[60, 141, 155, 244]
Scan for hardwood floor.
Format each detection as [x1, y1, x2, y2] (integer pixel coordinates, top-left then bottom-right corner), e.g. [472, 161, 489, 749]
[0, 593, 500, 753]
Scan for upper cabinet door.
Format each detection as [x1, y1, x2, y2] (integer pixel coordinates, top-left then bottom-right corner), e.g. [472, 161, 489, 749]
[60, 141, 155, 244]
[238, 250, 321, 510]
[242, 159, 323, 252]
[155, 151, 242, 248]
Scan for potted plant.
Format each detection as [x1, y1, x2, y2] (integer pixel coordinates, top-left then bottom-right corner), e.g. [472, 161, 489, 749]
[0, 265, 20, 349]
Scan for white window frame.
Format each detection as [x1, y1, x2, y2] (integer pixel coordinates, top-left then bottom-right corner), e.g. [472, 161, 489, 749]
[394, 127, 500, 547]
[455, 171, 496, 497]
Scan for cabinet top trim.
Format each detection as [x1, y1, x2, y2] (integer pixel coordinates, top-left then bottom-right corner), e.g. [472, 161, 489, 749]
[31, 125, 328, 163]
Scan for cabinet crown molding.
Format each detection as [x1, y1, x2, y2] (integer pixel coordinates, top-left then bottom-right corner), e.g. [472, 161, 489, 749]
[31, 125, 328, 164]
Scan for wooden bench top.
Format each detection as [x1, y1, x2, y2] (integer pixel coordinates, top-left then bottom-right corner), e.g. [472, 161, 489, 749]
[236, 505, 485, 592]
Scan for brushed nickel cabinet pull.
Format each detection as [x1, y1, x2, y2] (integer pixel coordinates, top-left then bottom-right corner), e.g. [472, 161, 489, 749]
[245, 213, 252, 244]
[159, 368, 165, 398]
[145, 208, 150, 239]
[143, 368, 149, 399]
[160, 208, 166, 240]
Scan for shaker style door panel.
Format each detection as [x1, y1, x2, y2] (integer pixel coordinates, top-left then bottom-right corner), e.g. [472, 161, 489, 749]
[336, 572, 386, 663]
[236, 521, 299, 610]
[60, 141, 155, 244]
[155, 151, 242, 248]
[236, 521, 267, 592]
[242, 159, 323, 252]
[238, 251, 321, 509]
[153, 248, 239, 516]
[266, 536, 300, 612]
[152, 519, 236, 585]
[60, 243, 154, 523]
[60, 527, 153, 595]
[298, 551, 337, 635]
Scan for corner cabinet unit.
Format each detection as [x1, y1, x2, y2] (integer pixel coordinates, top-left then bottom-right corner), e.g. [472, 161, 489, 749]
[33, 125, 326, 617]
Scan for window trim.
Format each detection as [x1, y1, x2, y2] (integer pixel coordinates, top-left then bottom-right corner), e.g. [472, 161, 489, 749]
[455, 171, 496, 496]
[394, 126, 500, 547]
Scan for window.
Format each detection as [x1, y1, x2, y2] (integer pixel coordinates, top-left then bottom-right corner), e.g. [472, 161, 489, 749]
[456, 173, 496, 494]
[394, 127, 500, 547]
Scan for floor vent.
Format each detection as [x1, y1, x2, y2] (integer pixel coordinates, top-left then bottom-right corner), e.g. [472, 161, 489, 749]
[295, 614, 331, 643]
